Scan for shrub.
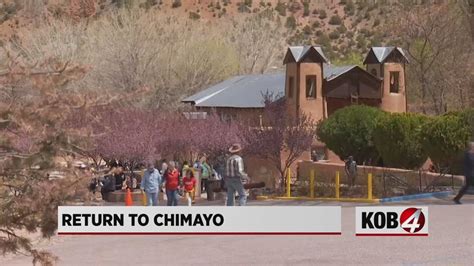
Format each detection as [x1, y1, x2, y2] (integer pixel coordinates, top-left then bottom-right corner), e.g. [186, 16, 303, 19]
[142, 0, 158, 9]
[373, 113, 428, 169]
[316, 105, 384, 164]
[373, 18, 380, 27]
[286, 16, 297, 29]
[329, 15, 342, 25]
[337, 25, 347, 33]
[238, 2, 251, 13]
[319, 9, 327, 19]
[275, 1, 286, 16]
[344, 0, 355, 15]
[317, 33, 331, 47]
[421, 115, 471, 173]
[303, 25, 312, 35]
[357, 1, 367, 10]
[3, 3, 18, 14]
[457, 108, 474, 140]
[172, 0, 181, 8]
[359, 28, 373, 37]
[329, 31, 340, 39]
[303, 1, 310, 17]
[312, 21, 320, 28]
[356, 35, 366, 49]
[189, 11, 200, 20]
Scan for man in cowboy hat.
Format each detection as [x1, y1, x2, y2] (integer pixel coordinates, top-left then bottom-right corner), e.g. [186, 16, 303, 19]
[224, 143, 248, 206]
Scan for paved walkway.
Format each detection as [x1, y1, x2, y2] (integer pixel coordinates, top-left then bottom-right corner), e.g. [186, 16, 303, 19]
[2, 196, 473, 265]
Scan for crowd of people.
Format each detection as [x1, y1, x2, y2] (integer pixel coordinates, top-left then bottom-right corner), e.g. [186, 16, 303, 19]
[88, 140, 474, 206]
[89, 143, 249, 206]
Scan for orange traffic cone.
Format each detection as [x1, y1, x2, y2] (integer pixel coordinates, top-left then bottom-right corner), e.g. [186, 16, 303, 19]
[125, 188, 133, 206]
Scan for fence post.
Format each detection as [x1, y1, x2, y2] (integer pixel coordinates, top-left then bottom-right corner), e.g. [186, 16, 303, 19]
[335, 171, 340, 199]
[310, 170, 315, 198]
[286, 168, 291, 198]
[368, 173, 373, 200]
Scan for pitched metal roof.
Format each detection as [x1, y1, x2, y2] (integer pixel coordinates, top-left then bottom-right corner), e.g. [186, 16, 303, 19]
[183, 64, 377, 108]
[366, 47, 409, 63]
[182, 73, 285, 108]
[323, 64, 357, 81]
[285, 45, 329, 63]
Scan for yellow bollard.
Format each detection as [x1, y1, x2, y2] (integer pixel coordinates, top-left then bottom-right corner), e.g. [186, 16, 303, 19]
[335, 171, 340, 199]
[142, 191, 147, 206]
[368, 173, 373, 200]
[310, 170, 315, 198]
[286, 168, 291, 198]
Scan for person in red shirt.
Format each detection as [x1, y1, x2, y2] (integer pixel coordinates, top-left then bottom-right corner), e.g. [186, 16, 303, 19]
[164, 161, 180, 206]
[182, 169, 197, 206]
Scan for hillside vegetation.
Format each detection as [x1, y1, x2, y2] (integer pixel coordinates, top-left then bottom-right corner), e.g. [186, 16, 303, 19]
[0, 0, 472, 113]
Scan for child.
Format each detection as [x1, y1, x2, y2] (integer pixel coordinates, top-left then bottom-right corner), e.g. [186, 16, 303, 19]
[182, 169, 197, 206]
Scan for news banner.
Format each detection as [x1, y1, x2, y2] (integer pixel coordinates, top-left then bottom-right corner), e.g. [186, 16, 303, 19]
[58, 206, 428, 236]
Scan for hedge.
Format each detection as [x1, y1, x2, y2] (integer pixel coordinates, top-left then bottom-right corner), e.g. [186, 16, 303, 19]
[373, 113, 428, 169]
[317, 105, 472, 173]
[316, 105, 384, 164]
[421, 114, 471, 173]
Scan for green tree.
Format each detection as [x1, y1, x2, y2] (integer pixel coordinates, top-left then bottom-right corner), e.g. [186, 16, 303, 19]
[316, 105, 384, 164]
[421, 114, 471, 173]
[458, 108, 474, 140]
[373, 113, 428, 169]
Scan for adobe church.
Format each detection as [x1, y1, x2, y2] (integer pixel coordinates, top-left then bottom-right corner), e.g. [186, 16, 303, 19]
[183, 45, 409, 183]
[183, 45, 409, 126]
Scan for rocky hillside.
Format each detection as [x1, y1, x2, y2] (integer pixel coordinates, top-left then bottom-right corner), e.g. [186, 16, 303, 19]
[0, 0, 399, 61]
[1, 0, 471, 112]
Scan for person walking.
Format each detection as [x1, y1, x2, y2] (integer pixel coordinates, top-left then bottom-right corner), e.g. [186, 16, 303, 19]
[164, 161, 180, 206]
[181, 161, 190, 178]
[345, 156, 357, 187]
[140, 162, 162, 206]
[454, 142, 474, 204]
[200, 156, 212, 195]
[111, 166, 125, 191]
[182, 169, 197, 206]
[224, 143, 248, 206]
[160, 159, 168, 175]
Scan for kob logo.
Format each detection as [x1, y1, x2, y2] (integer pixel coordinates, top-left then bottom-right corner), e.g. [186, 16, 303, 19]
[400, 208, 425, 233]
[356, 206, 428, 236]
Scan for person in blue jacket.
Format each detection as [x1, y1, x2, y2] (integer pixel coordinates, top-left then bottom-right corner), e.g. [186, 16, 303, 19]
[141, 162, 162, 206]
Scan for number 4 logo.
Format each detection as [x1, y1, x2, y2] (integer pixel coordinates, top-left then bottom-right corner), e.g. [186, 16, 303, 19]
[400, 208, 426, 233]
